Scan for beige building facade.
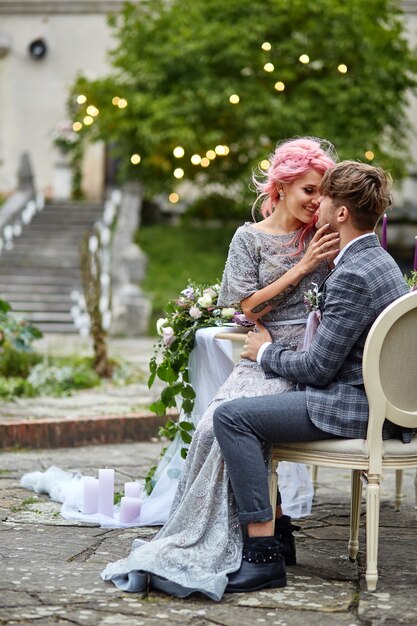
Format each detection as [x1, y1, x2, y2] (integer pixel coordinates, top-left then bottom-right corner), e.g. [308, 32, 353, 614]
[0, 0, 416, 204]
[0, 0, 126, 200]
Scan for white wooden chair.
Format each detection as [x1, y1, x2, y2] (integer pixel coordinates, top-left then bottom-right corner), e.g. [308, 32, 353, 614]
[266, 291, 417, 591]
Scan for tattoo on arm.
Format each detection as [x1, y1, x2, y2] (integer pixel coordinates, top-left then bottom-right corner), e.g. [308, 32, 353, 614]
[250, 284, 297, 314]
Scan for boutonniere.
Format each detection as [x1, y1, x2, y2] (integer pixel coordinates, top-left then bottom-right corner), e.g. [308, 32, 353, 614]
[304, 282, 322, 312]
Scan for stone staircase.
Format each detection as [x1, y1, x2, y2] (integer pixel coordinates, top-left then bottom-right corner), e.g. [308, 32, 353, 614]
[0, 201, 103, 333]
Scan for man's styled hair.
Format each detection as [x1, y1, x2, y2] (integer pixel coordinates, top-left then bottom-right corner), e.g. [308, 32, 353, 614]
[320, 160, 393, 230]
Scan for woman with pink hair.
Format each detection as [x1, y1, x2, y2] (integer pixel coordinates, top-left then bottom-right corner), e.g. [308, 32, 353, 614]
[102, 137, 340, 600]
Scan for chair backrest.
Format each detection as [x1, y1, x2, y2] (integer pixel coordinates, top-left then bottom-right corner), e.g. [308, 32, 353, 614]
[363, 291, 417, 470]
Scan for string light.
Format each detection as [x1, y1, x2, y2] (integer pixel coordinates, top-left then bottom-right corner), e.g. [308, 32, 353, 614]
[83, 115, 94, 126]
[112, 96, 120, 106]
[222, 145, 230, 155]
[200, 157, 210, 167]
[229, 94, 240, 104]
[260, 159, 270, 170]
[191, 154, 202, 165]
[77, 94, 87, 104]
[264, 63, 274, 72]
[299, 54, 310, 64]
[173, 146, 185, 158]
[274, 81, 285, 92]
[72, 121, 82, 132]
[169, 193, 179, 203]
[117, 98, 128, 109]
[215, 145, 225, 155]
[206, 150, 216, 160]
[365, 150, 375, 160]
[261, 42, 271, 51]
[86, 105, 99, 117]
[131, 154, 141, 164]
[174, 167, 184, 178]
[338, 64, 348, 74]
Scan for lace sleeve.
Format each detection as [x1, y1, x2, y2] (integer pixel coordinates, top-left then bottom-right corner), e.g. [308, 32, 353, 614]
[217, 226, 260, 307]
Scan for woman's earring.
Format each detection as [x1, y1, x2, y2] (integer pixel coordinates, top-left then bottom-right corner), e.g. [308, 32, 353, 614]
[279, 191, 285, 200]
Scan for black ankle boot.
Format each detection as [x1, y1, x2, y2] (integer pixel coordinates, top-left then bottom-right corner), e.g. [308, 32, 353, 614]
[274, 515, 301, 566]
[226, 536, 286, 593]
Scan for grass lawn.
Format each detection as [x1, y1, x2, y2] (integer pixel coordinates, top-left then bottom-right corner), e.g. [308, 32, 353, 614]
[136, 221, 240, 332]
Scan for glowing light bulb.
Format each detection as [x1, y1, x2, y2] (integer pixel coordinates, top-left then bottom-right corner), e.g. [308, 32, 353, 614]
[229, 94, 240, 104]
[260, 160, 270, 170]
[222, 145, 230, 155]
[72, 122, 82, 132]
[261, 42, 271, 51]
[274, 81, 285, 92]
[86, 105, 99, 116]
[173, 146, 185, 158]
[264, 62, 274, 72]
[191, 154, 202, 165]
[169, 193, 179, 203]
[206, 150, 216, 160]
[200, 158, 210, 167]
[215, 145, 225, 155]
[338, 64, 348, 74]
[112, 96, 120, 106]
[131, 154, 141, 165]
[365, 151, 375, 161]
[83, 115, 94, 126]
[299, 54, 310, 64]
[174, 167, 184, 178]
[77, 94, 87, 104]
[117, 98, 128, 109]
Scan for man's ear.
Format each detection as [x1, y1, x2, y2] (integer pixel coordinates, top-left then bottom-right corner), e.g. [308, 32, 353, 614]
[336, 205, 349, 224]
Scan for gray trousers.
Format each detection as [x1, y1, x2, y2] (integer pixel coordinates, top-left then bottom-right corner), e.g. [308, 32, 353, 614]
[213, 391, 337, 524]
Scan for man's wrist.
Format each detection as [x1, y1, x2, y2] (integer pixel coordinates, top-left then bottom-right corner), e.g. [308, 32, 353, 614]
[256, 341, 272, 365]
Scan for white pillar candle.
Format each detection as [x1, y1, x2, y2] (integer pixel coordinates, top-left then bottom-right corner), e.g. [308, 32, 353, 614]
[82, 477, 99, 514]
[124, 481, 141, 499]
[119, 496, 141, 524]
[98, 468, 115, 517]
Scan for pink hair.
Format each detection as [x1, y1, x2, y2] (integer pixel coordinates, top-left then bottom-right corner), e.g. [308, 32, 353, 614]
[252, 137, 337, 254]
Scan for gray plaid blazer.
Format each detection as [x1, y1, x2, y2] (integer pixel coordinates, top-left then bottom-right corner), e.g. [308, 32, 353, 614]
[261, 233, 409, 439]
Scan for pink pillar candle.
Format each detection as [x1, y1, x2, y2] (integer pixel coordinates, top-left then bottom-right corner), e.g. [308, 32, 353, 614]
[381, 214, 388, 251]
[98, 468, 115, 517]
[414, 236, 417, 271]
[119, 496, 141, 524]
[82, 477, 99, 515]
[124, 482, 141, 499]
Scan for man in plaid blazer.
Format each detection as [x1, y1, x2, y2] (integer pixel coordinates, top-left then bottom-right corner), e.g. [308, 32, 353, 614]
[213, 161, 409, 594]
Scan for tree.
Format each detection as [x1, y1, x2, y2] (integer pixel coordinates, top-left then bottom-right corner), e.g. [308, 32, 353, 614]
[70, 0, 417, 204]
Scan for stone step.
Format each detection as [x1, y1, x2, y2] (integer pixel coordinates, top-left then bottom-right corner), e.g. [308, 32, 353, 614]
[30, 322, 77, 333]
[23, 311, 74, 323]
[25, 220, 99, 229]
[0, 274, 79, 284]
[3, 292, 74, 302]
[0, 260, 81, 270]
[2, 247, 80, 256]
[9, 301, 72, 312]
[0, 270, 79, 279]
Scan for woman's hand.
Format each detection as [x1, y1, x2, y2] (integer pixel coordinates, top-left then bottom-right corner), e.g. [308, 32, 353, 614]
[297, 224, 340, 274]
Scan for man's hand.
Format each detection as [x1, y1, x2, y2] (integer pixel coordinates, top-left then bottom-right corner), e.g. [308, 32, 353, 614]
[241, 321, 272, 361]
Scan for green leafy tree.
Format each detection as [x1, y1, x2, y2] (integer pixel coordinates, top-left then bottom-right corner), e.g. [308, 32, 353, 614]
[70, 0, 417, 203]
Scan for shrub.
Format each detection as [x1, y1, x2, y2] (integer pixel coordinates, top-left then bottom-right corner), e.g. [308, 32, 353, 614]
[0, 348, 42, 378]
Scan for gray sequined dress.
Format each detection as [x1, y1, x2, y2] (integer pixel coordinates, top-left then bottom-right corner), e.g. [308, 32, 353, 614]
[102, 223, 329, 601]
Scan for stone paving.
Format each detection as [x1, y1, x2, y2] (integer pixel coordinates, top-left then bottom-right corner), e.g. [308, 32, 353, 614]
[1, 442, 417, 626]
